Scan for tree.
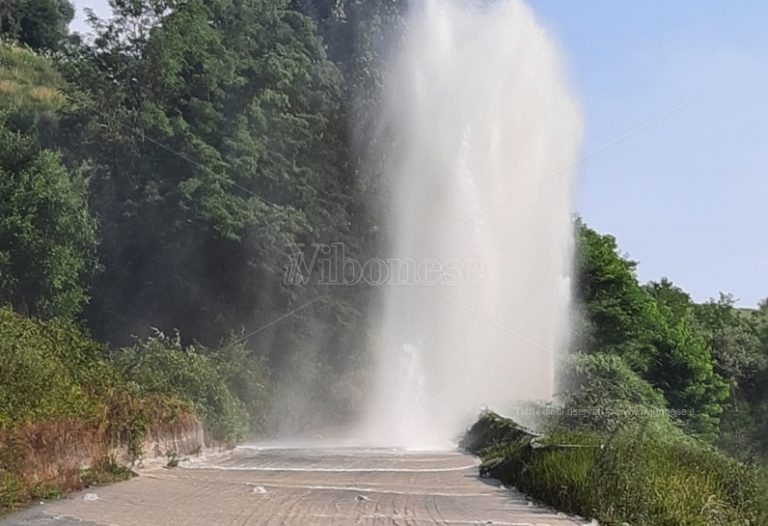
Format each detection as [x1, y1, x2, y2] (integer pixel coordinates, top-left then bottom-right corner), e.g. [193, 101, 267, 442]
[54, 0, 355, 345]
[695, 294, 764, 390]
[1, 0, 74, 51]
[0, 127, 97, 319]
[693, 295, 768, 460]
[49, 0, 372, 430]
[0, 44, 97, 319]
[575, 219, 728, 439]
[645, 278, 693, 324]
[574, 218, 660, 372]
[559, 352, 672, 435]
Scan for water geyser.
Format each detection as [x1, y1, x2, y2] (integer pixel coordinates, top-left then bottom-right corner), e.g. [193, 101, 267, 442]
[363, 0, 582, 449]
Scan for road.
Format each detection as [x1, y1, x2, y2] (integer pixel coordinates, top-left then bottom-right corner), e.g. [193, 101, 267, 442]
[4, 446, 589, 526]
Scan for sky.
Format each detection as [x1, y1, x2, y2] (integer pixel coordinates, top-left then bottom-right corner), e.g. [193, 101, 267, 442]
[69, 1, 768, 307]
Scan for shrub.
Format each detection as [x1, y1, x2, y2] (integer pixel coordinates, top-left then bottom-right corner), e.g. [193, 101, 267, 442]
[112, 331, 269, 443]
[557, 353, 681, 436]
[0, 307, 107, 426]
[0, 309, 193, 510]
[464, 412, 768, 526]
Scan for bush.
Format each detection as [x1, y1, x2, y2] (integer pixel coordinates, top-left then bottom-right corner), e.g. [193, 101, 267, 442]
[0, 308, 193, 510]
[206, 336, 271, 435]
[464, 412, 768, 526]
[0, 307, 109, 426]
[557, 353, 681, 436]
[113, 331, 269, 443]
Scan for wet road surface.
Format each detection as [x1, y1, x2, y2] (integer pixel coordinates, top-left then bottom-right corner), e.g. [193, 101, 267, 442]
[2, 447, 589, 525]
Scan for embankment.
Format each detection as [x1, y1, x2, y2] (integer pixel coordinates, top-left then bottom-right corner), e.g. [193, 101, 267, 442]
[0, 413, 205, 509]
[461, 411, 768, 526]
[0, 308, 206, 509]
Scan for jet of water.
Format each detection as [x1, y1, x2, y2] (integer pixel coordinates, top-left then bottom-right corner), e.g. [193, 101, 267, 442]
[362, 0, 582, 449]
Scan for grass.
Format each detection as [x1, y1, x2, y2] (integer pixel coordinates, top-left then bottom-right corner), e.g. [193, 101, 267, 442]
[0, 421, 133, 509]
[0, 43, 65, 116]
[80, 458, 135, 487]
[0, 309, 196, 511]
[462, 411, 768, 526]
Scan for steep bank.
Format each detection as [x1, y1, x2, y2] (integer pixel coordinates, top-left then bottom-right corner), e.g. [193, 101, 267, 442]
[0, 417, 205, 510]
[461, 412, 768, 526]
[0, 308, 208, 510]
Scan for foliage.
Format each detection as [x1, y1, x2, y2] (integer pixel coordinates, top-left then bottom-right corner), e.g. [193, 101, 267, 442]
[0, 307, 193, 510]
[695, 294, 765, 389]
[55, 0, 356, 348]
[206, 336, 271, 435]
[574, 218, 657, 368]
[0, 44, 97, 320]
[49, 0, 373, 431]
[0, 1, 766, 518]
[693, 295, 768, 461]
[293, 0, 407, 180]
[575, 219, 729, 439]
[0, 0, 74, 51]
[644, 280, 768, 461]
[0, 4, 381, 508]
[464, 412, 768, 526]
[557, 353, 678, 436]
[0, 128, 97, 319]
[0, 307, 109, 426]
[113, 331, 270, 443]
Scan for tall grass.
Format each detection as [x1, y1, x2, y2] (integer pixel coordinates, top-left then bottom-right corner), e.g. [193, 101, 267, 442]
[0, 308, 196, 510]
[0, 43, 65, 129]
[462, 412, 768, 526]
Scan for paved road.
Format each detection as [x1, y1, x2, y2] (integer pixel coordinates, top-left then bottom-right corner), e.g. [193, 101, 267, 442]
[3, 447, 589, 525]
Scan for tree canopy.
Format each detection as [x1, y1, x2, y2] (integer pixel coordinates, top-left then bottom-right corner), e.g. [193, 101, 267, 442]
[0, 0, 765, 480]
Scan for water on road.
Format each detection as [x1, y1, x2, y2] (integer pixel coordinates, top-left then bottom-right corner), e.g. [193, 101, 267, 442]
[4, 447, 588, 526]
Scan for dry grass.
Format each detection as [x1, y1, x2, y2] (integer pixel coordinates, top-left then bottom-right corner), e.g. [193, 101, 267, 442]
[0, 43, 66, 113]
[0, 405, 198, 510]
[0, 308, 200, 511]
[0, 420, 106, 507]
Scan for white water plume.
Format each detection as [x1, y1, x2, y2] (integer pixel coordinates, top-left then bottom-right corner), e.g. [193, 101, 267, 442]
[362, 0, 582, 449]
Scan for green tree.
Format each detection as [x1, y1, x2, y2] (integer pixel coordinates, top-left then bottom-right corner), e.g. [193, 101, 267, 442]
[645, 278, 693, 324]
[693, 295, 768, 460]
[1, 0, 74, 50]
[695, 294, 764, 391]
[0, 128, 97, 319]
[56, 0, 355, 346]
[574, 218, 660, 372]
[50, 0, 371, 430]
[0, 44, 96, 319]
[575, 219, 728, 439]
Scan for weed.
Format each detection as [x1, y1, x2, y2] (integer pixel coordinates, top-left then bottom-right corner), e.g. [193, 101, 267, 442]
[464, 412, 768, 526]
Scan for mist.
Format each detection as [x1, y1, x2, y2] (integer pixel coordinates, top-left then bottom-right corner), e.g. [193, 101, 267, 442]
[358, 0, 582, 449]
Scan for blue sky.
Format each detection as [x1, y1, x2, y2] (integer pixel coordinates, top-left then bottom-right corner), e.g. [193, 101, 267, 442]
[70, 1, 768, 306]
